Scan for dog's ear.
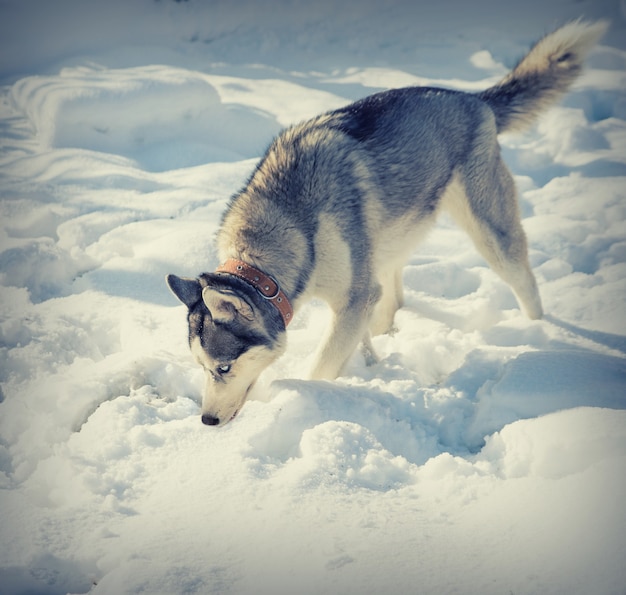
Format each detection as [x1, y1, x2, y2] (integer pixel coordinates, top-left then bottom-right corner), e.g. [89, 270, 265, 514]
[166, 274, 202, 308]
[202, 286, 255, 323]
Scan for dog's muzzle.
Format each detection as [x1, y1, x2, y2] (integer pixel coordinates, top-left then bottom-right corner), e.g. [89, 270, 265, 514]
[201, 414, 220, 426]
[201, 409, 239, 426]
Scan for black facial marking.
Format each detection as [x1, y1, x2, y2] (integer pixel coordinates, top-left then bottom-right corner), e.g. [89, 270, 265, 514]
[187, 300, 269, 365]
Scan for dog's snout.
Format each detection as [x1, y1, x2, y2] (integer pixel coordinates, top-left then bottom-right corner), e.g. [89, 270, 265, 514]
[201, 414, 220, 426]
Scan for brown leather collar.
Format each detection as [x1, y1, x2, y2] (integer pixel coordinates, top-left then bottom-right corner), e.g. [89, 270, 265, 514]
[215, 259, 293, 328]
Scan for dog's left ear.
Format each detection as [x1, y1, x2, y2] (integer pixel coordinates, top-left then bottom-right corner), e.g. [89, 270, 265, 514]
[202, 286, 255, 323]
[166, 274, 202, 308]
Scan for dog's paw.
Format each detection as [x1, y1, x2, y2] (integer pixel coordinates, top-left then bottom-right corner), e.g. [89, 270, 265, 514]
[360, 342, 380, 367]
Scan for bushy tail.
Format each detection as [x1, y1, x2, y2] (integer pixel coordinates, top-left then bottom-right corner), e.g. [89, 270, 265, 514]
[478, 20, 608, 133]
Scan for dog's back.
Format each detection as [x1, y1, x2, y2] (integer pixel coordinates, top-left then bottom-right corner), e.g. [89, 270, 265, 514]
[236, 18, 608, 236]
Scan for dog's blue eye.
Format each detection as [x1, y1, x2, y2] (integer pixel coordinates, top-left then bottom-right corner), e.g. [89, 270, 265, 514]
[217, 364, 231, 375]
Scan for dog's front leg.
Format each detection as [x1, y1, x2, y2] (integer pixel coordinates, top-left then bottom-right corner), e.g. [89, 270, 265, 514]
[360, 331, 380, 367]
[310, 309, 370, 380]
[310, 287, 381, 380]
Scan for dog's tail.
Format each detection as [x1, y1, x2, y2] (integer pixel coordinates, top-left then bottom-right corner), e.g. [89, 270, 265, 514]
[478, 20, 608, 133]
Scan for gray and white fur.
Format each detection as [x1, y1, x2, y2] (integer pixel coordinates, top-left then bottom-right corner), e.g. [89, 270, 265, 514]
[167, 20, 607, 426]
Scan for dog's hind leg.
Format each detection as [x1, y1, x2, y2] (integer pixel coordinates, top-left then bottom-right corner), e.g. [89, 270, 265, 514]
[444, 164, 543, 320]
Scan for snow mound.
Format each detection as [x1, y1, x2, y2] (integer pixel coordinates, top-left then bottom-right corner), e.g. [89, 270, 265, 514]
[11, 66, 282, 170]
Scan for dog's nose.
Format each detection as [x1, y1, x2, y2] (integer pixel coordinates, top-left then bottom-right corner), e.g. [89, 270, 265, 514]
[201, 414, 220, 426]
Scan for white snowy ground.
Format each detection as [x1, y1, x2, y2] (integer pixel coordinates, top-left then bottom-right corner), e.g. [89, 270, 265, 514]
[1, 0, 626, 594]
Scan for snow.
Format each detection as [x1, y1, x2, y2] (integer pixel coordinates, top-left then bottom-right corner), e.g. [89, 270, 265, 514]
[0, 0, 625, 593]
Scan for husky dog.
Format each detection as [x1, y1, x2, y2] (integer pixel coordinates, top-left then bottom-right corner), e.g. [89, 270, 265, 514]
[167, 21, 606, 426]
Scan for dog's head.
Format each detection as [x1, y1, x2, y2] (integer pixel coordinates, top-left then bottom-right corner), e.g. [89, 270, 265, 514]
[166, 273, 286, 426]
